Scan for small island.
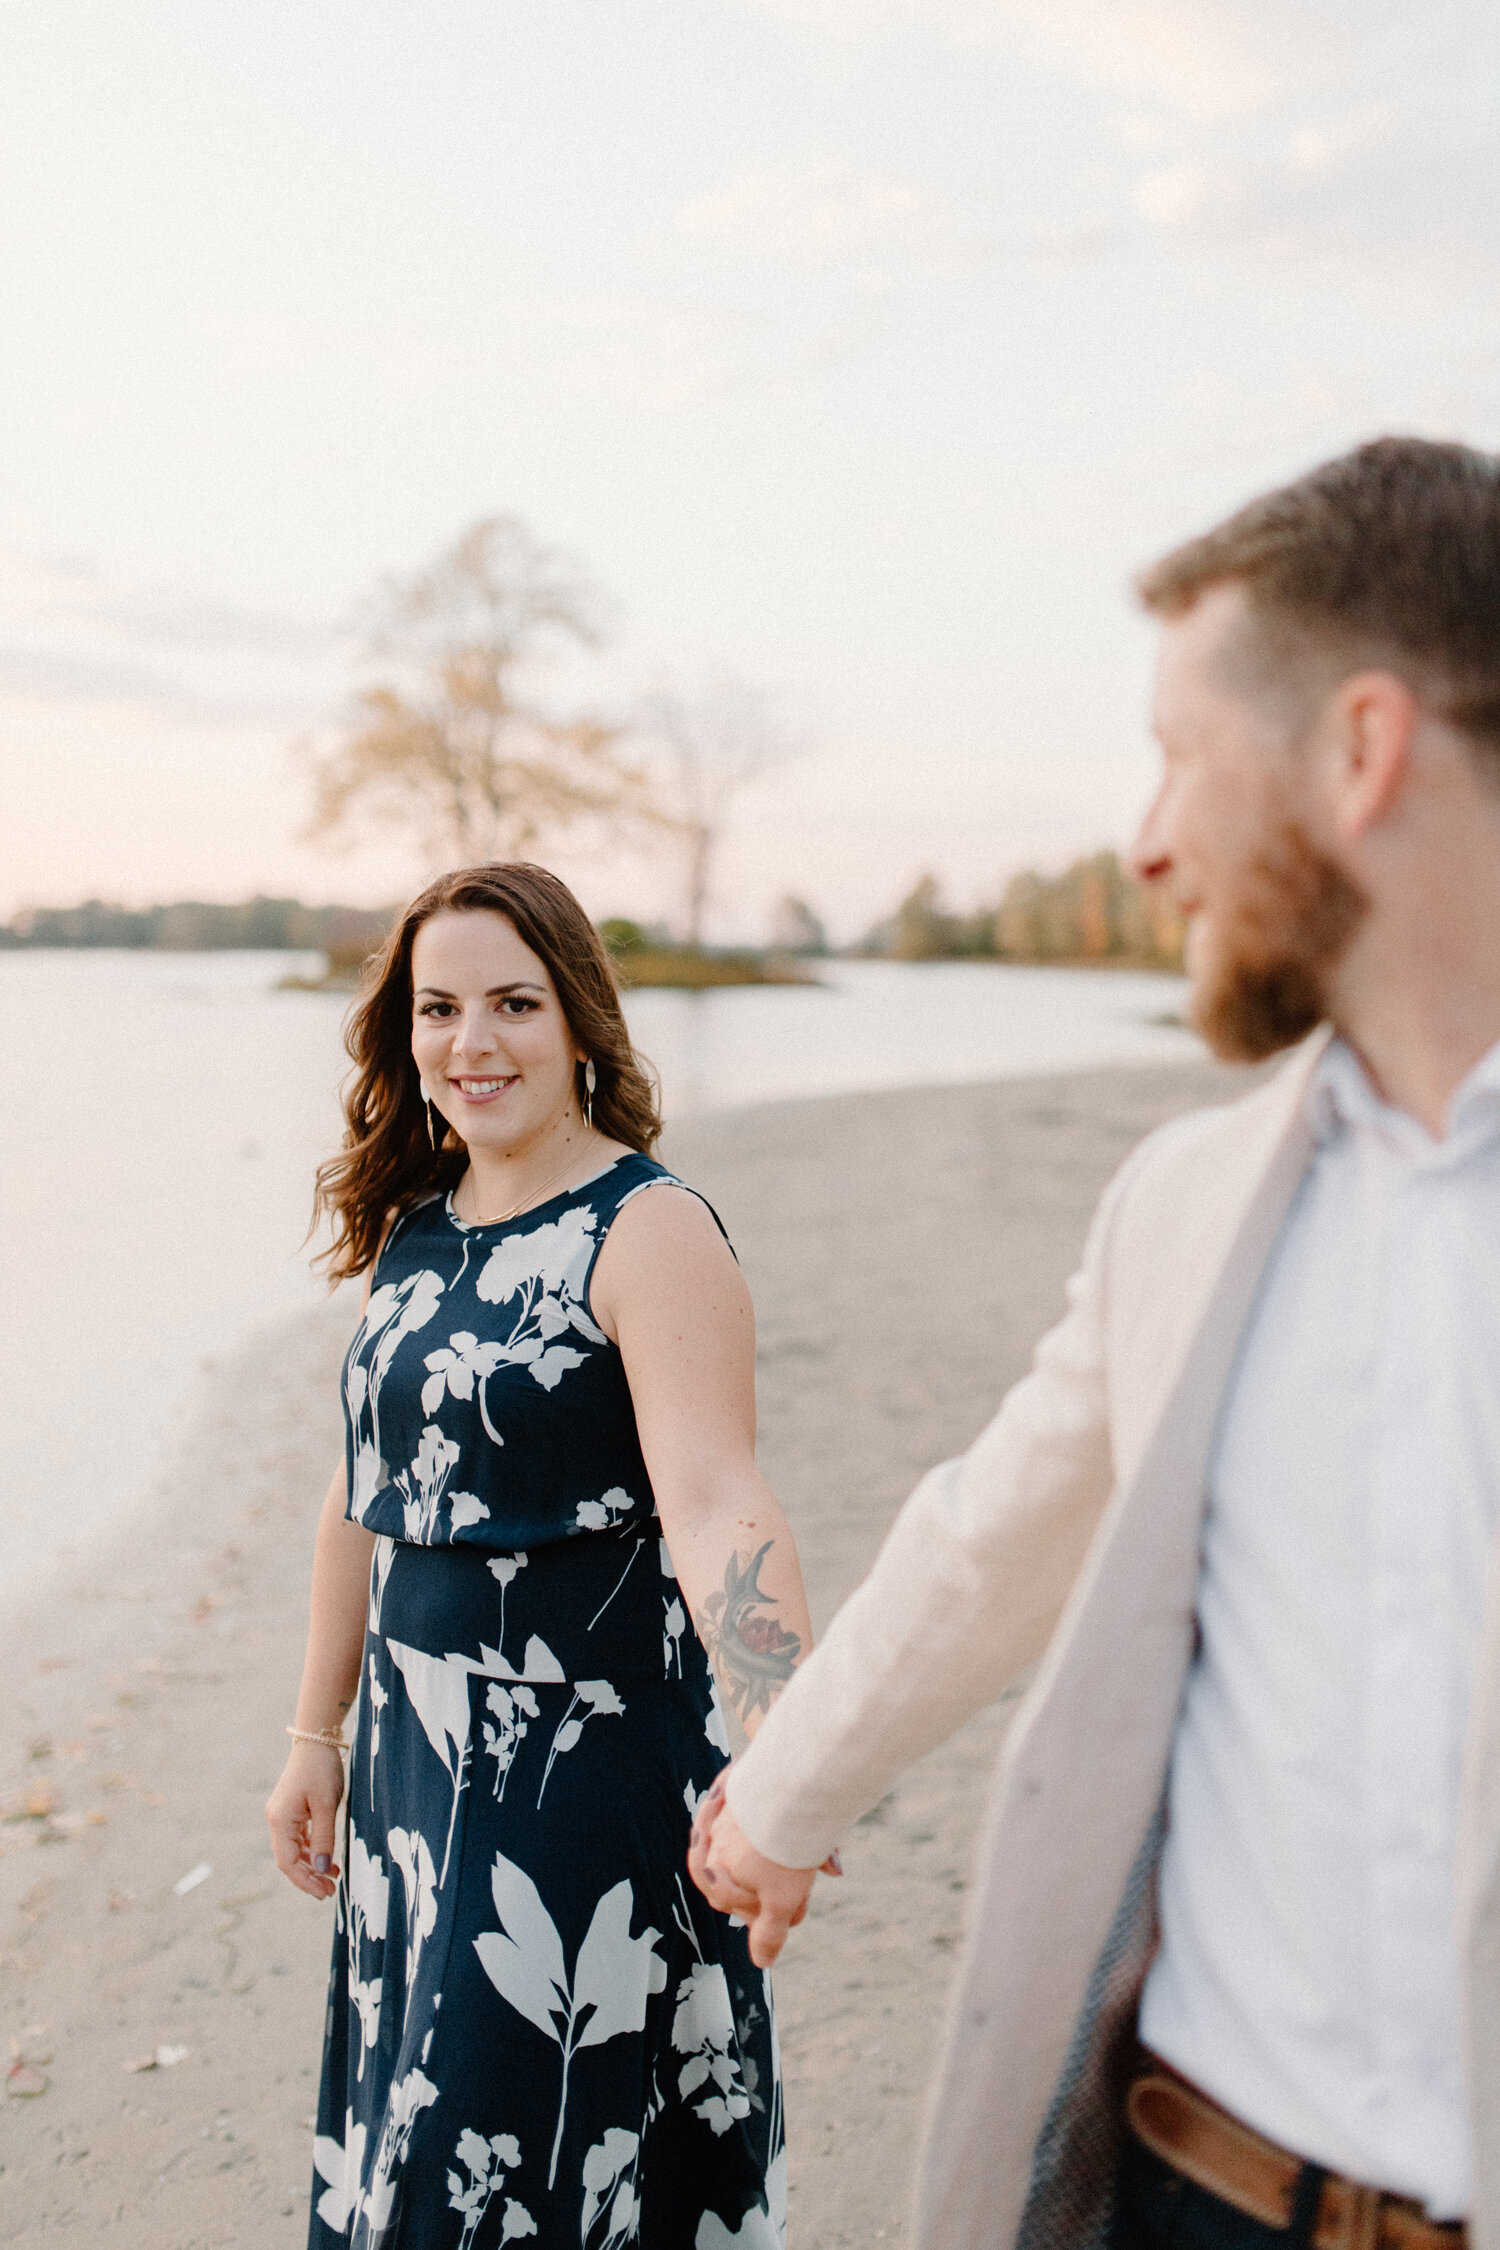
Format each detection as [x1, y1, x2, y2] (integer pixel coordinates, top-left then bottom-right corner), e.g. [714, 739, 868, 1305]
[274, 918, 818, 993]
[596, 920, 817, 991]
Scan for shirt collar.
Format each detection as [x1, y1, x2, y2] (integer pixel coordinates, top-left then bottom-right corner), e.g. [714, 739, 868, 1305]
[1307, 1032, 1500, 1159]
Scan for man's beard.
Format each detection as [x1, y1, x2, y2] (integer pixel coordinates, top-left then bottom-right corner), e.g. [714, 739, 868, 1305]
[1191, 820, 1369, 1063]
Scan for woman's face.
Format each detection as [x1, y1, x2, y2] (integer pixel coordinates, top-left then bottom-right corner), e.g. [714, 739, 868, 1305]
[409, 909, 583, 1158]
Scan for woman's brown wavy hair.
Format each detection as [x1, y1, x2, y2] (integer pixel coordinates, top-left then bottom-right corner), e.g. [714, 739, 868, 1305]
[314, 862, 662, 1282]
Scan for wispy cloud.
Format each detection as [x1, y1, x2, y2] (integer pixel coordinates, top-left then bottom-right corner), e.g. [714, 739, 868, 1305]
[746, 1, 1500, 299]
[1131, 95, 1500, 290]
[671, 155, 1128, 312]
[0, 544, 339, 725]
[745, 0, 1409, 120]
[533, 294, 776, 408]
[0, 647, 208, 707]
[0, 544, 333, 656]
[678, 160, 954, 267]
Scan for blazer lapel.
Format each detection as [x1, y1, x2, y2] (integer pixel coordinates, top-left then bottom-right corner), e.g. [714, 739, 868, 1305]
[1105, 1029, 1330, 1492]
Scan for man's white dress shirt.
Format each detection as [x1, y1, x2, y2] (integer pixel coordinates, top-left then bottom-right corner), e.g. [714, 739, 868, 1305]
[1138, 1035, 1500, 2220]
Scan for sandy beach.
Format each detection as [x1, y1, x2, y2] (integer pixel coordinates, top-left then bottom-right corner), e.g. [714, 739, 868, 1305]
[0, 1056, 1254, 2246]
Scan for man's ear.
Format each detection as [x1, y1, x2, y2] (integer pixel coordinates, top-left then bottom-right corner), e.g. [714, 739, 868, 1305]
[1322, 670, 1418, 840]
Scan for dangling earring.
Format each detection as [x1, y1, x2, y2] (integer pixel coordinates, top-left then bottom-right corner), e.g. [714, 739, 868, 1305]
[583, 1058, 597, 1131]
[418, 1076, 443, 1154]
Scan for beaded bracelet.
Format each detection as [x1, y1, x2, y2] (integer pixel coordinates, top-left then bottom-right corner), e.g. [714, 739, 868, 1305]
[286, 1725, 348, 1752]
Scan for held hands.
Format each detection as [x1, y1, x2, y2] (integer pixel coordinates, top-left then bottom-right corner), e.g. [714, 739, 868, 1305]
[687, 1771, 841, 1969]
[266, 1742, 346, 1901]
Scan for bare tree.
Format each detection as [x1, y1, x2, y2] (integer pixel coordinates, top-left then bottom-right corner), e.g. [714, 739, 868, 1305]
[303, 517, 652, 868]
[642, 676, 790, 949]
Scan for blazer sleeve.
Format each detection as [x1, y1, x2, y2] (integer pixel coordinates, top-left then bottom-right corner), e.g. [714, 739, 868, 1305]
[724, 1156, 1126, 1870]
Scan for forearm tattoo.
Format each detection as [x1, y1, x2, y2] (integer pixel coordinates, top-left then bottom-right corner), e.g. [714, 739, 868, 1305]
[696, 1541, 802, 1722]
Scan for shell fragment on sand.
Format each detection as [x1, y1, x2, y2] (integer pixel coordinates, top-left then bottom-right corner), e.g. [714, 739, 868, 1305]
[124, 2045, 189, 2073]
[6, 2031, 52, 2099]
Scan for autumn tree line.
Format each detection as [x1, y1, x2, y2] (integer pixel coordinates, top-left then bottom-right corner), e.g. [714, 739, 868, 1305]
[0, 854, 1183, 973]
[856, 857, 1184, 970]
[0, 896, 392, 954]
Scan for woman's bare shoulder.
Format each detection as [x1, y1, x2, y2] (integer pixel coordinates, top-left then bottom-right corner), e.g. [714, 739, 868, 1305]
[590, 1172, 740, 1332]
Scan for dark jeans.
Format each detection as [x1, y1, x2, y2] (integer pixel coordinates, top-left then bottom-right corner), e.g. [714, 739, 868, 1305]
[1112, 2134, 1328, 2250]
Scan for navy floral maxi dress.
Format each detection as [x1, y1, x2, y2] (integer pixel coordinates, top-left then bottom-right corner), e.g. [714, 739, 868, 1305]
[308, 1155, 784, 2250]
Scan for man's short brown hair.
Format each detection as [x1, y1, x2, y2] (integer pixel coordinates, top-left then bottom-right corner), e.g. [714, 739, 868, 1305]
[1137, 436, 1500, 751]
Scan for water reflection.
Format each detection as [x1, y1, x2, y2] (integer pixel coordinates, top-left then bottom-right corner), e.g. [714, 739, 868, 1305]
[625, 960, 1196, 1116]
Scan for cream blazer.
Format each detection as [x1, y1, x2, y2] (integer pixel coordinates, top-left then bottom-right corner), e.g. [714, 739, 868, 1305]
[726, 1034, 1500, 2250]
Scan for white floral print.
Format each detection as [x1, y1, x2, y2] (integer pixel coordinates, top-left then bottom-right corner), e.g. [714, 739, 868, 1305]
[313, 2110, 367, 2234]
[364, 2065, 440, 2235]
[673, 1962, 753, 2136]
[345, 1834, 389, 2082]
[670, 1880, 753, 2137]
[575, 1487, 633, 1532]
[486, 1551, 529, 1658]
[693, 2148, 787, 2250]
[587, 1536, 647, 1632]
[385, 1641, 474, 1884]
[481, 1682, 540, 1802]
[447, 2127, 536, 2248]
[389, 1827, 438, 2027]
[474, 1205, 608, 1391]
[537, 1680, 626, 1807]
[664, 1598, 687, 1676]
[347, 1267, 446, 1524]
[473, 1854, 667, 2188]
[581, 2127, 644, 2250]
[368, 1536, 397, 1633]
[422, 1331, 507, 1419]
[395, 1423, 462, 1543]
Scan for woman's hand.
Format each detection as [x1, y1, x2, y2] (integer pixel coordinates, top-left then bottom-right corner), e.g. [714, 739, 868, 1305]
[270, 1455, 371, 1899]
[266, 1742, 346, 1901]
[688, 1773, 831, 1969]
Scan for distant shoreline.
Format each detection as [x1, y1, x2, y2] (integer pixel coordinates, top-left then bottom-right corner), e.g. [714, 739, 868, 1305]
[0, 851, 1184, 975]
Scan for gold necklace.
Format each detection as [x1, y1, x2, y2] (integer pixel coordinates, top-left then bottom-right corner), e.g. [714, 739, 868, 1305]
[457, 1146, 589, 1228]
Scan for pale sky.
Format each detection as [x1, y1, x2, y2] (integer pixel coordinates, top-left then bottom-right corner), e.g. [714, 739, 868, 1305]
[2, 0, 1497, 941]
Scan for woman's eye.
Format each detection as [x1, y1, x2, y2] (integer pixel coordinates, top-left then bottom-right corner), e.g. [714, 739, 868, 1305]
[500, 997, 539, 1016]
[416, 1001, 454, 1018]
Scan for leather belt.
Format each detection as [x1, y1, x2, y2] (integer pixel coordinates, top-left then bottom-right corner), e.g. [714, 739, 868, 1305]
[1125, 2062, 1467, 2250]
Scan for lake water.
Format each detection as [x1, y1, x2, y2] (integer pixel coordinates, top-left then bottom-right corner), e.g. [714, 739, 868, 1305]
[0, 950, 1196, 1596]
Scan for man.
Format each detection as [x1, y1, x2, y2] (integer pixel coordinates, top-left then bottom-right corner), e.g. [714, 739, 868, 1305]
[690, 437, 1500, 2250]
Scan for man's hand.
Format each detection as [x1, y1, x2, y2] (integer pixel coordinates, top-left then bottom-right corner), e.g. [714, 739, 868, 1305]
[688, 1772, 837, 1968]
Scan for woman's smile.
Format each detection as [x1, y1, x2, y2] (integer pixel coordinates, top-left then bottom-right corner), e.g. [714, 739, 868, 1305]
[448, 1071, 519, 1103]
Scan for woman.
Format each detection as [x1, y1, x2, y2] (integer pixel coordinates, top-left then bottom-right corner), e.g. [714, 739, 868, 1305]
[266, 862, 817, 2250]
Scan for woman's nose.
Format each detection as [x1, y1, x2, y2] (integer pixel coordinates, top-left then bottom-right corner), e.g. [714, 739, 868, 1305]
[451, 1009, 498, 1058]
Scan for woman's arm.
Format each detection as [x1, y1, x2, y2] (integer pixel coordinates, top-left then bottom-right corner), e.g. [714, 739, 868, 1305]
[267, 1233, 391, 1899]
[590, 1185, 813, 1741]
[265, 1460, 376, 1899]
